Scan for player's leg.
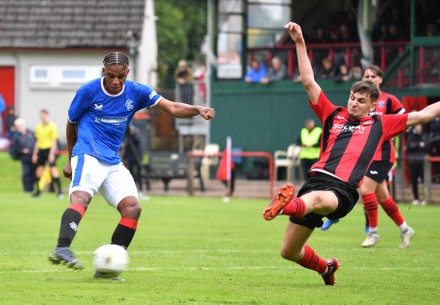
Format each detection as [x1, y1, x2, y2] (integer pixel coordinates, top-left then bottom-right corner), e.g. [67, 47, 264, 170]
[263, 184, 338, 221]
[33, 149, 48, 197]
[100, 163, 141, 249]
[49, 162, 63, 198]
[281, 208, 340, 285]
[376, 181, 415, 248]
[48, 154, 106, 270]
[359, 175, 380, 247]
[95, 164, 140, 280]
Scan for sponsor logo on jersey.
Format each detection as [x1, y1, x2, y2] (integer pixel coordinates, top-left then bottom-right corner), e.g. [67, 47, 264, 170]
[125, 99, 134, 111]
[333, 123, 366, 134]
[369, 170, 378, 175]
[95, 117, 127, 126]
[94, 103, 103, 110]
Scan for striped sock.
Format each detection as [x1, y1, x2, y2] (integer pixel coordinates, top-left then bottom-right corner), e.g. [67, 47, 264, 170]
[298, 244, 327, 273]
[281, 197, 306, 218]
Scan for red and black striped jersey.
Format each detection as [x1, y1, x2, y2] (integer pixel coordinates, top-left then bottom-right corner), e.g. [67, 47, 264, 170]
[309, 91, 408, 188]
[371, 91, 405, 163]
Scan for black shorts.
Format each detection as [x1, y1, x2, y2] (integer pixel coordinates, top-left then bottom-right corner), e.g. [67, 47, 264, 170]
[36, 148, 57, 167]
[289, 172, 359, 229]
[365, 161, 393, 183]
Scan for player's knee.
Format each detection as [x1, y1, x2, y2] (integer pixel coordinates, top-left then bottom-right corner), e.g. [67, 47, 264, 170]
[280, 246, 301, 262]
[118, 197, 142, 219]
[70, 191, 92, 206]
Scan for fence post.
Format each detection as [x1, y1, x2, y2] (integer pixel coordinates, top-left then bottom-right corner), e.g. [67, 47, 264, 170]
[423, 156, 431, 205]
[187, 151, 194, 196]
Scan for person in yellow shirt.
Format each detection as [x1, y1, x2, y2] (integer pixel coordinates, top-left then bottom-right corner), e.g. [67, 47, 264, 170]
[32, 109, 63, 198]
[297, 118, 322, 180]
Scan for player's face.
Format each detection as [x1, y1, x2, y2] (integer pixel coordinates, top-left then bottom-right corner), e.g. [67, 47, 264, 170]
[102, 65, 130, 94]
[347, 91, 376, 119]
[362, 69, 382, 88]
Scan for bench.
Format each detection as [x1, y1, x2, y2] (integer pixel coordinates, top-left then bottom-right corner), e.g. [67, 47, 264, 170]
[144, 152, 204, 192]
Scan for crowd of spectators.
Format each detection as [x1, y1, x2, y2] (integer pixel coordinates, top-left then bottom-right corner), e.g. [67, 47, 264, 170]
[245, 0, 439, 85]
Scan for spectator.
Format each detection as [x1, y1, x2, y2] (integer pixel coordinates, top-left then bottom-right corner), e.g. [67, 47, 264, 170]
[406, 124, 430, 205]
[9, 118, 36, 193]
[5, 106, 17, 139]
[263, 57, 287, 83]
[429, 117, 440, 182]
[193, 63, 207, 103]
[308, 26, 331, 72]
[0, 93, 5, 137]
[121, 124, 147, 199]
[244, 59, 267, 83]
[318, 57, 337, 80]
[32, 109, 63, 198]
[349, 66, 363, 81]
[297, 118, 322, 180]
[336, 65, 351, 82]
[174, 59, 194, 104]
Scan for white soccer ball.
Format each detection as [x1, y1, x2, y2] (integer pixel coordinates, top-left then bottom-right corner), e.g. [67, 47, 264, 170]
[93, 244, 129, 276]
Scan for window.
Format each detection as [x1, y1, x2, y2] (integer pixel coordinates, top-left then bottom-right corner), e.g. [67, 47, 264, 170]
[30, 65, 102, 86]
[216, 0, 291, 79]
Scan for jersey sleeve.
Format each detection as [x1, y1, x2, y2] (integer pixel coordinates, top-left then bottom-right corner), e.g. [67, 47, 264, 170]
[309, 90, 338, 122]
[135, 84, 163, 111]
[389, 94, 405, 114]
[381, 113, 408, 140]
[68, 86, 92, 124]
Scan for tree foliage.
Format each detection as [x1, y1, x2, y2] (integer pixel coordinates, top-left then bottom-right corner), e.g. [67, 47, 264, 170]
[155, 0, 207, 88]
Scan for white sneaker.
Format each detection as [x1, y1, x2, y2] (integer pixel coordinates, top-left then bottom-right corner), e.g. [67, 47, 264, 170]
[412, 199, 420, 206]
[362, 232, 380, 247]
[400, 227, 415, 248]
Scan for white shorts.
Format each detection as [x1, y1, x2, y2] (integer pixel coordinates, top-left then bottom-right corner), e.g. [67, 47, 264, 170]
[70, 154, 138, 207]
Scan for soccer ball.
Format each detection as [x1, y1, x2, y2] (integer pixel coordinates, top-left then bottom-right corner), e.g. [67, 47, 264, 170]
[93, 244, 129, 277]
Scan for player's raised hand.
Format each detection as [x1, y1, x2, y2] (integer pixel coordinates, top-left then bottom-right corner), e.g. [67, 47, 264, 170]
[284, 22, 304, 44]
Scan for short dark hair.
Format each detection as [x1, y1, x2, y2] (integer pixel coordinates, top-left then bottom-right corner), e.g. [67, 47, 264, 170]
[351, 80, 380, 103]
[103, 52, 129, 68]
[364, 65, 383, 77]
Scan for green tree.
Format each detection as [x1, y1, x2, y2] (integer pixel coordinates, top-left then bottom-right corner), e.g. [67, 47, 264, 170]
[156, 0, 207, 88]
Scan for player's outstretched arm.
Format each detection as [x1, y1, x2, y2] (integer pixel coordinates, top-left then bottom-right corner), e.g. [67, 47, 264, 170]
[284, 22, 321, 104]
[407, 101, 440, 126]
[156, 98, 215, 120]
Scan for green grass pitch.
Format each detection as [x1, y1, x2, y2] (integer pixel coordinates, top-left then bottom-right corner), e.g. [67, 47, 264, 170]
[0, 152, 439, 304]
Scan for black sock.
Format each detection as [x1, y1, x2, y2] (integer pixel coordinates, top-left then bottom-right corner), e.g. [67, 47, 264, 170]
[53, 177, 62, 194]
[34, 181, 40, 194]
[57, 208, 83, 247]
[111, 224, 137, 249]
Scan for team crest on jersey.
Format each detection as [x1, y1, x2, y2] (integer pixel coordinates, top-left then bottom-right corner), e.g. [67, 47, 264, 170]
[377, 100, 385, 107]
[125, 99, 134, 111]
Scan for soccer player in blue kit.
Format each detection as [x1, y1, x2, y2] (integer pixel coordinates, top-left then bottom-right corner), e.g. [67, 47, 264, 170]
[48, 52, 215, 278]
[263, 22, 440, 285]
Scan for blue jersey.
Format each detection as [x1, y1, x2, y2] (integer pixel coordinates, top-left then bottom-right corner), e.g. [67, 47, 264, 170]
[68, 77, 162, 164]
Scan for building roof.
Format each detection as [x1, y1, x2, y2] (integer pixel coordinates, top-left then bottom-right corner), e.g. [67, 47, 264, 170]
[0, 0, 145, 49]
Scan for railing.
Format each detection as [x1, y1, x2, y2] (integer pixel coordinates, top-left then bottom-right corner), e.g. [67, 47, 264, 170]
[174, 80, 209, 153]
[248, 41, 410, 79]
[393, 156, 440, 205]
[188, 150, 274, 198]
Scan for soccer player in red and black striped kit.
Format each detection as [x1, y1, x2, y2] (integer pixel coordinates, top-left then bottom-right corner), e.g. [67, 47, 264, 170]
[322, 65, 415, 248]
[263, 22, 440, 286]
[360, 66, 414, 248]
